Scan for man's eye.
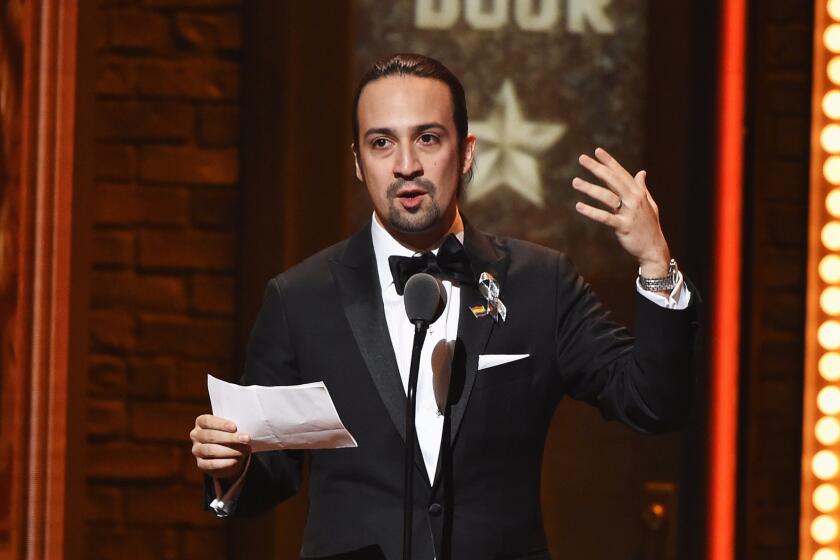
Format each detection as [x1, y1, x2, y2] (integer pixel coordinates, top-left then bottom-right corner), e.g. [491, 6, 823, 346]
[419, 134, 438, 144]
[372, 138, 390, 149]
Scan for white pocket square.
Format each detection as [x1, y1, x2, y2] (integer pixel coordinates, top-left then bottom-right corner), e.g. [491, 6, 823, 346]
[478, 354, 530, 370]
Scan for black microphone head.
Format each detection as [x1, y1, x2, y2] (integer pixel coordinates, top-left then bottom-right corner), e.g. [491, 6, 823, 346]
[403, 273, 447, 326]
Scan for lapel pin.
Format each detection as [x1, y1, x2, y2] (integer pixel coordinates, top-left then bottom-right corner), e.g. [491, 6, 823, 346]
[478, 272, 507, 323]
[470, 305, 489, 318]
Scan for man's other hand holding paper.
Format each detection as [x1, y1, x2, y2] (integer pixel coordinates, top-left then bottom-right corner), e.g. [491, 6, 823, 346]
[190, 414, 251, 483]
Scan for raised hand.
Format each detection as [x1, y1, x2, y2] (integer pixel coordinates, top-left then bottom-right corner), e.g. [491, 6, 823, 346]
[572, 147, 671, 278]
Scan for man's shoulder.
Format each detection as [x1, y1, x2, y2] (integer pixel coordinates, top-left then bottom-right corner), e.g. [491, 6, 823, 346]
[270, 236, 354, 291]
[483, 231, 572, 270]
[474, 230, 587, 295]
[495, 234, 559, 256]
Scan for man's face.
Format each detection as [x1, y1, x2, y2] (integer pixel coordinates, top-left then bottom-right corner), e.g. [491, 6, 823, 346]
[354, 76, 475, 240]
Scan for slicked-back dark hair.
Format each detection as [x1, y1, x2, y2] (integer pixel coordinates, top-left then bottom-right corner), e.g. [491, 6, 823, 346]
[352, 53, 469, 150]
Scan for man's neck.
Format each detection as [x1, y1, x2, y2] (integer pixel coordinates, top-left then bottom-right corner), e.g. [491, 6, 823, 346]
[374, 209, 464, 253]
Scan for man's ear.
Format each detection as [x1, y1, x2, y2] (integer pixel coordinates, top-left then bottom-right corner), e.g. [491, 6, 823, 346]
[461, 133, 477, 176]
[352, 143, 364, 183]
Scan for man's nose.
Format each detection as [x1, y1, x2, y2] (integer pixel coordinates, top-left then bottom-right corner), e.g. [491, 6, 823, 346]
[393, 144, 423, 179]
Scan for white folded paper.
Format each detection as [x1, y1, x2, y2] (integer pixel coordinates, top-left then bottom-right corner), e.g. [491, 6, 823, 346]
[207, 375, 358, 452]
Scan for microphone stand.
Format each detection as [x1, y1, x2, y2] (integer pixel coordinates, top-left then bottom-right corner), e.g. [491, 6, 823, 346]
[403, 320, 428, 560]
[400, 271, 446, 560]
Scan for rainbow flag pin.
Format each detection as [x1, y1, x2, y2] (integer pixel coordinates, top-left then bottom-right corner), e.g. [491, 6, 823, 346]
[470, 305, 489, 318]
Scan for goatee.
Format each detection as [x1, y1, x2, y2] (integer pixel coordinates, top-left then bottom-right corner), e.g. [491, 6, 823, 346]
[386, 177, 440, 232]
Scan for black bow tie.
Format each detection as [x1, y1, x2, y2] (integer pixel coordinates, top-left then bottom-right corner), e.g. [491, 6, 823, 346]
[388, 234, 475, 296]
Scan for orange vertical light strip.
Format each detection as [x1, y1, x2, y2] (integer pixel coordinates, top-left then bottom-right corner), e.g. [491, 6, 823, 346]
[800, 2, 839, 559]
[708, 0, 747, 558]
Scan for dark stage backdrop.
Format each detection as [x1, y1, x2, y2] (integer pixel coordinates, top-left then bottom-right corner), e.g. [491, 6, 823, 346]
[0, 0, 23, 554]
[350, 1, 676, 558]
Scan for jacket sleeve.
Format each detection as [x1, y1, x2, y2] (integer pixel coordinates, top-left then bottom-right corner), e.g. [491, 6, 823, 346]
[214, 275, 306, 517]
[553, 254, 701, 433]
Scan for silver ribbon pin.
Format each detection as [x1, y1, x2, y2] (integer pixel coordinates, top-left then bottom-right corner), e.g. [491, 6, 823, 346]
[478, 272, 506, 323]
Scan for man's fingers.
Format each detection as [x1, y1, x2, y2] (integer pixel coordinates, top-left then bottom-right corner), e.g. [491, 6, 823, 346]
[636, 170, 660, 213]
[572, 177, 622, 211]
[578, 154, 632, 197]
[593, 147, 630, 174]
[193, 442, 248, 460]
[575, 201, 621, 229]
[192, 427, 249, 445]
[196, 414, 237, 432]
[634, 169, 647, 186]
[584, 147, 646, 197]
[196, 457, 239, 471]
[594, 147, 639, 190]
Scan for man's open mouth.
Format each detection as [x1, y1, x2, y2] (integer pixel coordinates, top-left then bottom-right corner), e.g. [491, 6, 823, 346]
[397, 188, 427, 199]
[395, 187, 428, 209]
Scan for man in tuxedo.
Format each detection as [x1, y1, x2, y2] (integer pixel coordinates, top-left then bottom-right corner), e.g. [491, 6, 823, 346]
[189, 54, 698, 559]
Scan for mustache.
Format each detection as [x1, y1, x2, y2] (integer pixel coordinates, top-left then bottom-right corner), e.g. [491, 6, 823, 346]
[387, 177, 437, 197]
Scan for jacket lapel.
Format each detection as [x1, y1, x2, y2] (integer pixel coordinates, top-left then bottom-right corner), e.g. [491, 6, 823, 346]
[447, 221, 509, 447]
[329, 222, 431, 485]
[431, 221, 508, 491]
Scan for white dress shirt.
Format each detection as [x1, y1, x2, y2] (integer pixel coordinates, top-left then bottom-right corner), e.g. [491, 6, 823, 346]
[371, 215, 463, 481]
[211, 215, 692, 514]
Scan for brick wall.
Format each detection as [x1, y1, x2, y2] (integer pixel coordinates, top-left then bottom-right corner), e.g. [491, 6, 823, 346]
[86, 1, 242, 557]
[740, 0, 813, 557]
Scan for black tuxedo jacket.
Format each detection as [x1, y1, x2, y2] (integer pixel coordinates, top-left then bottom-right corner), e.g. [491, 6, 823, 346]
[220, 220, 699, 560]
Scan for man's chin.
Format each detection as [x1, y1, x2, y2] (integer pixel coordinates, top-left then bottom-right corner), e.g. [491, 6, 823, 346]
[387, 207, 440, 234]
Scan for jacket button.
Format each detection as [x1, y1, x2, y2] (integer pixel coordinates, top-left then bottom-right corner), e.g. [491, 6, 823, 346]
[428, 503, 442, 516]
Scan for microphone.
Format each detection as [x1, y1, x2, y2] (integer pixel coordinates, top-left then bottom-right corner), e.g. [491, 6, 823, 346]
[403, 272, 447, 326]
[401, 272, 445, 560]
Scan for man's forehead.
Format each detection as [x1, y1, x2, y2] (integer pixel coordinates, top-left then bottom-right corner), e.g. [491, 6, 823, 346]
[357, 75, 455, 130]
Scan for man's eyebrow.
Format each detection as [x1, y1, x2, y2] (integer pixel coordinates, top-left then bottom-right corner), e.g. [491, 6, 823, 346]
[363, 127, 395, 138]
[363, 122, 448, 138]
[413, 122, 447, 133]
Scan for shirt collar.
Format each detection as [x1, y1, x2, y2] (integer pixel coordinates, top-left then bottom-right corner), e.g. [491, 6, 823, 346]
[370, 213, 465, 292]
